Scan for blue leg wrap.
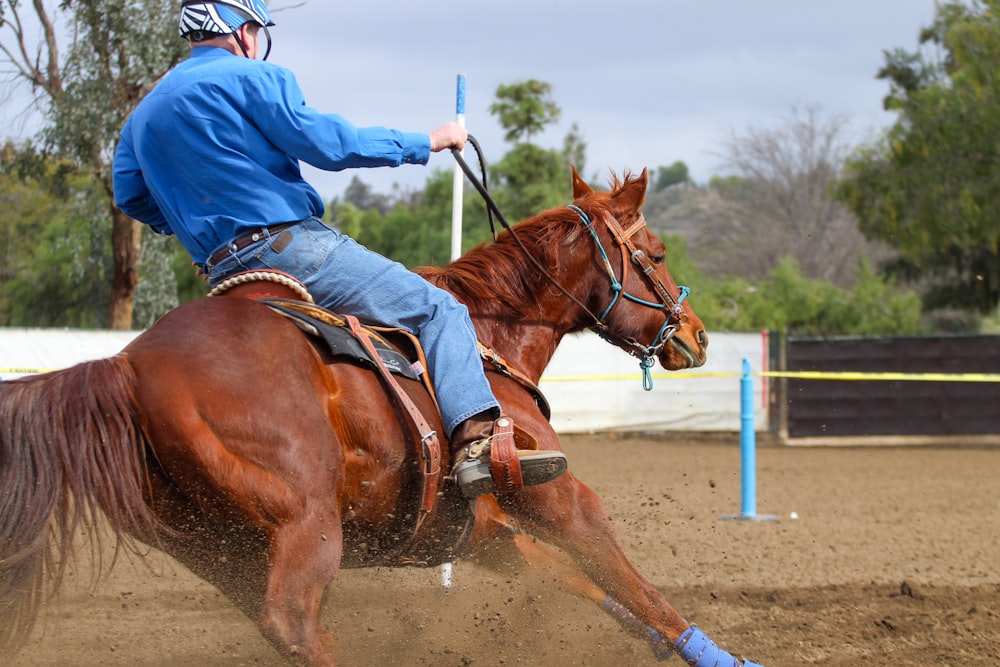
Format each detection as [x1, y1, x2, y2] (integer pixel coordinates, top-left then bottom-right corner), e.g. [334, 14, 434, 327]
[675, 626, 764, 667]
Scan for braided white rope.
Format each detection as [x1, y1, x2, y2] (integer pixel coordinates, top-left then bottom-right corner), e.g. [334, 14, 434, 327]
[207, 270, 314, 303]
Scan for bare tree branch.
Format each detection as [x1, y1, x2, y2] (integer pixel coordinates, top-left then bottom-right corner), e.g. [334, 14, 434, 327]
[0, 1, 60, 93]
[711, 104, 890, 287]
[31, 0, 61, 94]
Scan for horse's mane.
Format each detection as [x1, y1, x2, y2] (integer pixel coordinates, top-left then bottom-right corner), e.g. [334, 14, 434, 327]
[417, 170, 643, 317]
[417, 207, 585, 316]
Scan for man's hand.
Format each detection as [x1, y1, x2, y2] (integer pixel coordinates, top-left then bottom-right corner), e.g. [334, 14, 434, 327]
[429, 121, 468, 152]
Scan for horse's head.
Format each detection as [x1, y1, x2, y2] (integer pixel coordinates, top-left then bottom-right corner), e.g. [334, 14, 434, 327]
[568, 166, 708, 371]
[425, 166, 708, 376]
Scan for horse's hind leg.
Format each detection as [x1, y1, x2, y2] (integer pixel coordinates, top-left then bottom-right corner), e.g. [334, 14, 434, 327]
[508, 532, 682, 659]
[147, 463, 343, 667]
[257, 502, 344, 667]
[134, 396, 346, 664]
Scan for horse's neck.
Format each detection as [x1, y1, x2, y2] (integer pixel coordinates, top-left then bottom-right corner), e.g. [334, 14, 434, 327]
[418, 233, 586, 382]
[475, 319, 565, 384]
[417, 275, 566, 383]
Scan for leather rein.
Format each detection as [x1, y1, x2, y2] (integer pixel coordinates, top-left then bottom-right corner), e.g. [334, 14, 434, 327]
[452, 138, 690, 390]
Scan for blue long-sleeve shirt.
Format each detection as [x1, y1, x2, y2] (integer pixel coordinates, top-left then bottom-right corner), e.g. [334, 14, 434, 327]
[113, 46, 431, 265]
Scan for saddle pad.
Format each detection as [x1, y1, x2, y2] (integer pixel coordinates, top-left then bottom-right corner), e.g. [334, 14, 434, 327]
[263, 300, 422, 381]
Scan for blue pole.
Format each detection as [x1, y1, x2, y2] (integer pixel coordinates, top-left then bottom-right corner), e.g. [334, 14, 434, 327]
[740, 356, 756, 517]
[450, 73, 467, 262]
[455, 73, 466, 116]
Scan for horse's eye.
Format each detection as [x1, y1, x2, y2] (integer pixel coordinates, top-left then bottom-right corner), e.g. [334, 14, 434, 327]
[650, 253, 665, 265]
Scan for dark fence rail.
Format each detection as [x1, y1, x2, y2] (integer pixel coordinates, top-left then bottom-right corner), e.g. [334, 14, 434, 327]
[778, 335, 1000, 439]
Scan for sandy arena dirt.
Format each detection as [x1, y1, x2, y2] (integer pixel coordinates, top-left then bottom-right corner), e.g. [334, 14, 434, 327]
[9, 433, 1000, 666]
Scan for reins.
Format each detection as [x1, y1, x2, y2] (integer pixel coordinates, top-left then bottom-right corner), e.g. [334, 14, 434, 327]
[451, 138, 690, 390]
[451, 139, 595, 321]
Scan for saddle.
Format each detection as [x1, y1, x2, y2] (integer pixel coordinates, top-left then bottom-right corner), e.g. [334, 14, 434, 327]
[209, 270, 542, 566]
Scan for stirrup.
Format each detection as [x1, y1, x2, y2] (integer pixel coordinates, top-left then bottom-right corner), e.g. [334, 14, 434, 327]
[451, 418, 567, 498]
[453, 450, 567, 498]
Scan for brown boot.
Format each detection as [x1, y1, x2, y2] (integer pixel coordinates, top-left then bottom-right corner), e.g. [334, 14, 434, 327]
[450, 412, 567, 499]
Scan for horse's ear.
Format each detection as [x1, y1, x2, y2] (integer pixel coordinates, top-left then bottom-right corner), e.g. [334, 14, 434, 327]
[571, 165, 593, 198]
[612, 167, 649, 211]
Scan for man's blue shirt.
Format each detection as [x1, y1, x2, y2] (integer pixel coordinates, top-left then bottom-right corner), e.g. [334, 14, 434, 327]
[113, 46, 431, 265]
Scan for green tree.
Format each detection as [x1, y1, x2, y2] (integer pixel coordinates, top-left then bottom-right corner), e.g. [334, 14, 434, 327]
[338, 79, 586, 265]
[666, 227, 923, 336]
[489, 142, 573, 223]
[742, 257, 923, 336]
[652, 161, 691, 192]
[1, 0, 186, 329]
[334, 169, 498, 268]
[487, 81, 582, 223]
[0, 146, 113, 327]
[837, 0, 1000, 315]
[561, 122, 587, 176]
[489, 80, 561, 144]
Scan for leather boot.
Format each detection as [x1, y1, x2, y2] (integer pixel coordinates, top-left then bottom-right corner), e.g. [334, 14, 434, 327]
[450, 412, 567, 499]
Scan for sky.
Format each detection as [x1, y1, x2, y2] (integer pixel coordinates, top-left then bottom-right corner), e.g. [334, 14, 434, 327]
[268, 0, 940, 200]
[4, 0, 941, 201]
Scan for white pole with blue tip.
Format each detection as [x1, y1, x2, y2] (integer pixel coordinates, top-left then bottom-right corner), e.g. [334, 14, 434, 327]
[441, 74, 467, 592]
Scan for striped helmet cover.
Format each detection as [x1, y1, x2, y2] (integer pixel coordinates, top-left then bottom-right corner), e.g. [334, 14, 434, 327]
[179, 0, 273, 40]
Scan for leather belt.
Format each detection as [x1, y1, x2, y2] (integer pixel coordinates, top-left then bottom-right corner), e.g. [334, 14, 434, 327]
[208, 222, 295, 266]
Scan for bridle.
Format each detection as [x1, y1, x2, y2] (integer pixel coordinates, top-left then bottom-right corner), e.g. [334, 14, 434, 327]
[566, 204, 690, 390]
[452, 139, 691, 390]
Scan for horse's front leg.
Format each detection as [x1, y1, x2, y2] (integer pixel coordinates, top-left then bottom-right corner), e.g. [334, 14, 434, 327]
[503, 476, 763, 666]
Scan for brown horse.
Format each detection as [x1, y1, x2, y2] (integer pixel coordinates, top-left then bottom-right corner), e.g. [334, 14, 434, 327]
[0, 168, 762, 666]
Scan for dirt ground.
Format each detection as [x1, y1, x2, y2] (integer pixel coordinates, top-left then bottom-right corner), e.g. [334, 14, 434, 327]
[9, 433, 1000, 667]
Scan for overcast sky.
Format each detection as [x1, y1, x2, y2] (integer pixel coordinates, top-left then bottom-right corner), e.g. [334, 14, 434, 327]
[267, 0, 939, 200]
[4, 1, 941, 201]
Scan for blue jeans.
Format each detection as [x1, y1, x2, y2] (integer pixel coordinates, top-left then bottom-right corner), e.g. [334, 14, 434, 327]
[206, 217, 498, 437]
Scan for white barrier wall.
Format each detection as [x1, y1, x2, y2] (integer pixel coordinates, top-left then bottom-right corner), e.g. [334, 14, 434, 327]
[540, 331, 768, 433]
[0, 328, 768, 433]
[0, 329, 141, 378]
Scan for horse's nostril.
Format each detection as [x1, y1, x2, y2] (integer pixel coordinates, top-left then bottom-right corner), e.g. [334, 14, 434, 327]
[697, 329, 709, 349]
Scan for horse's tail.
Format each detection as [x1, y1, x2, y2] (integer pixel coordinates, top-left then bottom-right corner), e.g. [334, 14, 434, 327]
[0, 355, 165, 652]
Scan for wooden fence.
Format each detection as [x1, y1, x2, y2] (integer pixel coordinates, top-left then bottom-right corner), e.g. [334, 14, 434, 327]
[770, 334, 1000, 445]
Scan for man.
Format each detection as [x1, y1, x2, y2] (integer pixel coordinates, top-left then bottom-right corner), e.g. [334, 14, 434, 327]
[112, 0, 566, 498]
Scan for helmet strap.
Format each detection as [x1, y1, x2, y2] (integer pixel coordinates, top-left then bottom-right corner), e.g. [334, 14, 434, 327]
[260, 25, 272, 61]
[233, 30, 250, 58]
[232, 24, 271, 61]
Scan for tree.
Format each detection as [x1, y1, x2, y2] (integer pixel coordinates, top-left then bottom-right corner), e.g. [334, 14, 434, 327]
[336, 175, 421, 216]
[0, 144, 113, 327]
[561, 122, 587, 176]
[0, 1, 186, 329]
[334, 169, 496, 268]
[489, 142, 574, 223]
[676, 253, 924, 336]
[837, 0, 1000, 315]
[652, 161, 690, 192]
[487, 81, 583, 222]
[709, 105, 886, 288]
[337, 79, 586, 265]
[489, 80, 561, 144]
